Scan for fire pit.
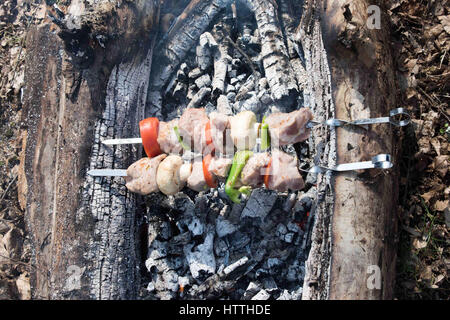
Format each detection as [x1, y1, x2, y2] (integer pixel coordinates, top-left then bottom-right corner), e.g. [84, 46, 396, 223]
[136, 0, 330, 300]
[20, 0, 399, 300]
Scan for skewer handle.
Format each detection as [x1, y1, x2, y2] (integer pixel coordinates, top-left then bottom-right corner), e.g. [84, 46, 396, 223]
[307, 108, 410, 128]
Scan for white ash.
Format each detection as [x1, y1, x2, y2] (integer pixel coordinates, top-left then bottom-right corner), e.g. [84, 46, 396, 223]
[141, 4, 321, 301]
[184, 228, 216, 280]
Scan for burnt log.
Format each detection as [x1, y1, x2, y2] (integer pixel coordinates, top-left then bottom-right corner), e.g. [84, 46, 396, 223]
[20, 0, 160, 299]
[300, 0, 398, 300]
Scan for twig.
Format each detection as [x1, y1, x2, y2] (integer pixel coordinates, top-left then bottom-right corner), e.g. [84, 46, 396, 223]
[0, 253, 31, 268]
[0, 175, 17, 202]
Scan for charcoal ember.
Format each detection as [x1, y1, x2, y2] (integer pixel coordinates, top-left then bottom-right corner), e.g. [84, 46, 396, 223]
[228, 69, 237, 78]
[290, 286, 303, 299]
[293, 195, 312, 222]
[284, 233, 294, 243]
[226, 92, 236, 102]
[276, 223, 287, 239]
[234, 92, 262, 113]
[227, 230, 250, 251]
[172, 82, 187, 100]
[217, 95, 233, 115]
[230, 77, 239, 85]
[188, 67, 202, 79]
[146, 240, 171, 273]
[251, 289, 271, 300]
[277, 290, 292, 300]
[253, 240, 268, 263]
[267, 257, 283, 271]
[188, 216, 205, 237]
[215, 215, 237, 238]
[243, 281, 261, 300]
[187, 87, 211, 108]
[159, 221, 173, 241]
[195, 74, 212, 89]
[283, 193, 297, 212]
[305, 171, 318, 186]
[287, 221, 301, 234]
[196, 32, 216, 71]
[226, 84, 236, 93]
[214, 237, 229, 257]
[176, 68, 188, 83]
[257, 89, 272, 105]
[258, 77, 268, 90]
[184, 227, 216, 280]
[262, 276, 278, 294]
[235, 74, 258, 101]
[240, 189, 277, 221]
[286, 261, 305, 283]
[146, 282, 155, 292]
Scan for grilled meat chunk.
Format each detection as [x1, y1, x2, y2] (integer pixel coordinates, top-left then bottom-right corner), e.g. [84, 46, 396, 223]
[187, 157, 209, 192]
[265, 108, 313, 146]
[266, 150, 304, 192]
[240, 152, 271, 187]
[125, 154, 167, 195]
[209, 111, 234, 156]
[178, 108, 209, 153]
[208, 157, 233, 179]
[157, 119, 183, 155]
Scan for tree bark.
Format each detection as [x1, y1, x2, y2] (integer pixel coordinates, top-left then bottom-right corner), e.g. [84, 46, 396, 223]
[19, 0, 160, 299]
[300, 0, 399, 300]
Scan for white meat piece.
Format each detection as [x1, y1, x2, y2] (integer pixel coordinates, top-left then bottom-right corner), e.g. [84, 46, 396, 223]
[208, 157, 232, 179]
[240, 152, 271, 187]
[266, 150, 304, 192]
[265, 108, 313, 146]
[209, 111, 234, 156]
[178, 108, 209, 153]
[157, 119, 183, 155]
[125, 154, 167, 195]
[187, 157, 209, 192]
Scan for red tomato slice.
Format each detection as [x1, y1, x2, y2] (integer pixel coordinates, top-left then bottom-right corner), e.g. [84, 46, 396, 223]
[205, 121, 214, 146]
[139, 117, 162, 158]
[264, 157, 272, 188]
[202, 153, 218, 188]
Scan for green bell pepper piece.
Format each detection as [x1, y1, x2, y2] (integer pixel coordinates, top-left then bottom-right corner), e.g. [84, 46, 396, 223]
[173, 126, 191, 151]
[225, 150, 253, 203]
[260, 122, 270, 151]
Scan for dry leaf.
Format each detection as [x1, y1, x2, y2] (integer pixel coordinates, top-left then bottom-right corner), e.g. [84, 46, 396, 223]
[413, 238, 428, 249]
[432, 155, 449, 178]
[421, 190, 436, 202]
[434, 274, 445, 285]
[434, 200, 448, 212]
[437, 15, 450, 34]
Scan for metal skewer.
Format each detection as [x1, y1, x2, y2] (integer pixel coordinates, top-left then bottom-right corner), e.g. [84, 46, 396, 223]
[301, 154, 393, 174]
[87, 154, 393, 177]
[306, 108, 410, 129]
[101, 108, 410, 146]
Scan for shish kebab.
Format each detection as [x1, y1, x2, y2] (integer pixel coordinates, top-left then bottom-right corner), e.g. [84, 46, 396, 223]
[88, 107, 406, 203]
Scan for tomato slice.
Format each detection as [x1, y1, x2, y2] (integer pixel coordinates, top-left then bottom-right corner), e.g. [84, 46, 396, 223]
[264, 157, 272, 188]
[205, 121, 213, 146]
[202, 153, 218, 188]
[139, 117, 162, 158]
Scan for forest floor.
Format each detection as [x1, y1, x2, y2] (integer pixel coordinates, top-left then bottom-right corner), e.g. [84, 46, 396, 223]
[0, 0, 448, 299]
[389, 0, 449, 299]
